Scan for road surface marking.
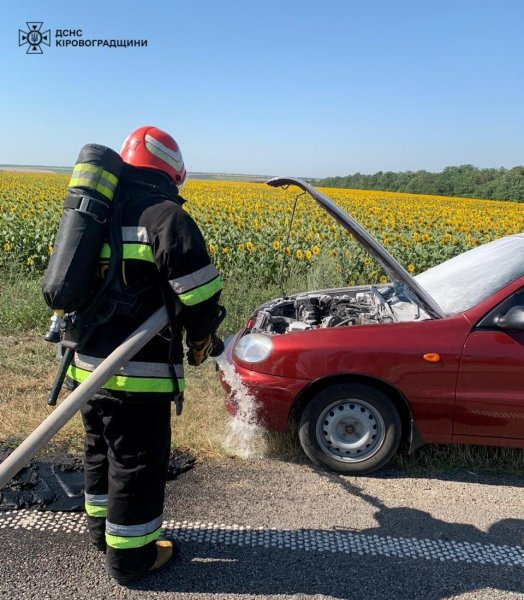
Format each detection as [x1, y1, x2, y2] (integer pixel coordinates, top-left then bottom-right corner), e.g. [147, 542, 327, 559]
[0, 510, 522, 567]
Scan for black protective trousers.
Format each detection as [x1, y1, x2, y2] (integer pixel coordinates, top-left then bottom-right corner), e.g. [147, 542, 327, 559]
[81, 397, 171, 583]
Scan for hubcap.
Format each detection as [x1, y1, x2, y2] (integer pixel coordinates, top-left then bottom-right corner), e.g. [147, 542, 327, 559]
[316, 398, 386, 463]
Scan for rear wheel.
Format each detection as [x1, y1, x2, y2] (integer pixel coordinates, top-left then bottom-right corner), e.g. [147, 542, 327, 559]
[298, 383, 402, 474]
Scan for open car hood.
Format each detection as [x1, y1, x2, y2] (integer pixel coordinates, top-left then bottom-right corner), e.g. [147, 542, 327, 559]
[267, 176, 445, 319]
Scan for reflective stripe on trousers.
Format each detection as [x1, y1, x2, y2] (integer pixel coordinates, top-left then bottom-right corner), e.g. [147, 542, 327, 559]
[81, 398, 171, 579]
[85, 493, 108, 517]
[105, 515, 163, 549]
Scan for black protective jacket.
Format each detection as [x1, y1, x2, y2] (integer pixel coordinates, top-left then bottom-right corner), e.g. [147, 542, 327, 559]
[67, 167, 222, 401]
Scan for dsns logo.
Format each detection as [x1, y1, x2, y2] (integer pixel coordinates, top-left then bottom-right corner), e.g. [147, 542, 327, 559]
[19, 22, 50, 54]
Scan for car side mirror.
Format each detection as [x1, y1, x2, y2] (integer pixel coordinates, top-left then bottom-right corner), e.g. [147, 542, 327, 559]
[496, 305, 524, 331]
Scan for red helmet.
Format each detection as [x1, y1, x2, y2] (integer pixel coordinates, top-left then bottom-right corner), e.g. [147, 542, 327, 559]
[120, 126, 187, 186]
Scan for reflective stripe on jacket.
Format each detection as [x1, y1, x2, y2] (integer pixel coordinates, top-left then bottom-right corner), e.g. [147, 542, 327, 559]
[67, 354, 185, 394]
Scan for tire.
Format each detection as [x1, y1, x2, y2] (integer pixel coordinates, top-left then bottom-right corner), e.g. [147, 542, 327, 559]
[298, 383, 402, 475]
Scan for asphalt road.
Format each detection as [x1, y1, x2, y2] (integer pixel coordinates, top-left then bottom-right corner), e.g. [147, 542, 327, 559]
[0, 458, 522, 600]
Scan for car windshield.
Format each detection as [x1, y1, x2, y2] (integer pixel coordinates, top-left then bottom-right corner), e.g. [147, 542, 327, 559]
[414, 235, 524, 314]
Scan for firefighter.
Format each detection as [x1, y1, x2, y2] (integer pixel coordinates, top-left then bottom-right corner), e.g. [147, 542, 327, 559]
[69, 126, 223, 584]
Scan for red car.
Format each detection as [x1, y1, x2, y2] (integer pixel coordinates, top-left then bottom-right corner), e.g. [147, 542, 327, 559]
[219, 177, 524, 474]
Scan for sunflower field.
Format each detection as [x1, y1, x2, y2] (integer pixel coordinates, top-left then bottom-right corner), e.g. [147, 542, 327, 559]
[1, 172, 523, 288]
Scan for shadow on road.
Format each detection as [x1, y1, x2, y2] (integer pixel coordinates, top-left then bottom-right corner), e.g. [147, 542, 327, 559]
[320, 468, 524, 548]
[128, 470, 523, 599]
[127, 532, 522, 599]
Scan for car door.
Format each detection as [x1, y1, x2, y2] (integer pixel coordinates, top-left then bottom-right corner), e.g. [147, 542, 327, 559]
[454, 287, 524, 440]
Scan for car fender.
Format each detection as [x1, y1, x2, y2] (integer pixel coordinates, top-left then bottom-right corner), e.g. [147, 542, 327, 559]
[287, 370, 423, 450]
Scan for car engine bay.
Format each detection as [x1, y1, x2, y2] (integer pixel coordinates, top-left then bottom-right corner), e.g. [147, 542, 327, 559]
[251, 285, 430, 335]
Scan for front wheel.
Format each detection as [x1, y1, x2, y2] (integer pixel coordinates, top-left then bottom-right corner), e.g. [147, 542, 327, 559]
[298, 383, 402, 474]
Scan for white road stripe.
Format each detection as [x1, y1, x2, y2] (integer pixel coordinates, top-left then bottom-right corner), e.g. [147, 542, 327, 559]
[0, 510, 522, 567]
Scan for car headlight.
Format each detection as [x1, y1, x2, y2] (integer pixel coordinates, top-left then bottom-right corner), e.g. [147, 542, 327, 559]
[234, 333, 273, 363]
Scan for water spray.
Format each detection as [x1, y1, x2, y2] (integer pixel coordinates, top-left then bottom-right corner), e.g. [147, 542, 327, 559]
[215, 353, 266, 459]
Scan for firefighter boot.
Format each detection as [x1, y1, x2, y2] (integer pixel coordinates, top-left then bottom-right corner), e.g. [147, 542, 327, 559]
[148, 537, 179, 574]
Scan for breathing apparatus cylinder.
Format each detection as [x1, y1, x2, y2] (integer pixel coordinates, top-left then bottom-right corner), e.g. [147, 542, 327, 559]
[42, 144, 124, 313]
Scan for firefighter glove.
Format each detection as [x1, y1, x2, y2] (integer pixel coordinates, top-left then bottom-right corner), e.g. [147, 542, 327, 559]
[186, 335, 213, 366]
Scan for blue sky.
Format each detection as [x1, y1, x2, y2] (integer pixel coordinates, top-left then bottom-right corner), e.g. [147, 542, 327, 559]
[1, 0, 523, 177]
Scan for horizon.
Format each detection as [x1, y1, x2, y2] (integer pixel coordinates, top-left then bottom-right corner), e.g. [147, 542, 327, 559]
[0, 162, 521, 180]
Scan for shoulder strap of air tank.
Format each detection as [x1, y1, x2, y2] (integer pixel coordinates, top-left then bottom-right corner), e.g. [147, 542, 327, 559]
[73, 185, 126, 349]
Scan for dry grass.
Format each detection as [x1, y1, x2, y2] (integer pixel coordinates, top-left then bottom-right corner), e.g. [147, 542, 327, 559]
[396, 441, 524, 473]
[172, 361, 230, 459]
[0, 334, 84, 453]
